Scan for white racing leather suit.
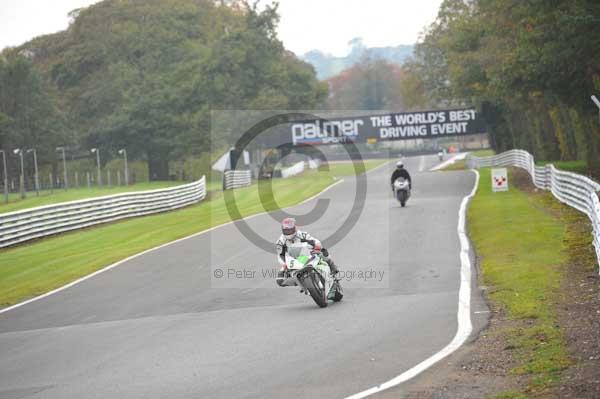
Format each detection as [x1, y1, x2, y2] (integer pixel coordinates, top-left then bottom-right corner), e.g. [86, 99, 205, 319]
[275, 230, 338, 286]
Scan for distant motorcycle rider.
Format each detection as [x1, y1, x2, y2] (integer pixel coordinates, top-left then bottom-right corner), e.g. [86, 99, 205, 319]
[391, 160, 412, 190]
[275, 218, 339, 287]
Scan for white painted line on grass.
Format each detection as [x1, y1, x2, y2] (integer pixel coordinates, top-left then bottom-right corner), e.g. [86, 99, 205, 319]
[345, 169, 480, 399]
[429, 153, 468, 171]
[0, 160, 389, 315]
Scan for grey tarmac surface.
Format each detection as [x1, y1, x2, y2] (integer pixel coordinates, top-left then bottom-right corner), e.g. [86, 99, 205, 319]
[0, 154, 483, 399]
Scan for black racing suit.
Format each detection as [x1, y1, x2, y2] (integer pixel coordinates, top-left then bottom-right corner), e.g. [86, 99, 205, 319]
[391, 168, 412, 190]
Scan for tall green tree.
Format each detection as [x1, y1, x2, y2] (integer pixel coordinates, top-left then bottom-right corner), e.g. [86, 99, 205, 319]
[15, 0, 326, 179]
[404, 0, 600, 166]
[0, 52, 68, 177]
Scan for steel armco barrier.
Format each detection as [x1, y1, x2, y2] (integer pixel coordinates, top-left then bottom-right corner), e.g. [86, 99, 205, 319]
[0, 177, 207, 248]
[223, 170, 252, 190]
[281, 161, 305, 178]
[467, 149, 600, 271]
[308, 159, 321, 169]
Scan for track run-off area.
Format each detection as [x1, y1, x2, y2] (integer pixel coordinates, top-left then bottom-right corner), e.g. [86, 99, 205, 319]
[0, 154, 488, 399]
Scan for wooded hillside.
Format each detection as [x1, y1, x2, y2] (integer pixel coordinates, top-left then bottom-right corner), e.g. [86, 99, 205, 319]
[401, 0, 600, 166]
[0, 0, 327, 179]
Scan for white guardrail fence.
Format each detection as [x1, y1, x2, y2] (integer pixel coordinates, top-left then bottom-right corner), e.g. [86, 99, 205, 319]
[281, 161, 305, 178]
[223, 170, 252, 190]
[0, 177, 207, 248]
[308, 159, 322, 169]
[224, 158, 319, 189]
[467, 149, 600, 270]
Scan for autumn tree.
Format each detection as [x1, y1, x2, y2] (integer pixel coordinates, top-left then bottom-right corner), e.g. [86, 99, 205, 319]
[403, 0, 600, 166]
[12, 0, 327, 179]
[326, 58, 406, 111]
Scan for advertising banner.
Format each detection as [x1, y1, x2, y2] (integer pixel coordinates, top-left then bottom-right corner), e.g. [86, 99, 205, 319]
[288, 108, 486, 146]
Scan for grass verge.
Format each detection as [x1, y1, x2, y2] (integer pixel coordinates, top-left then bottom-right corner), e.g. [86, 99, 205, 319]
[535, 159, 600, 181]
[443, 160, 467, 170]
[468, 168, 571, 397]
[0, 181, 183, 214]
[471, 149, 496, 157]
[0, 159, 386, 308]
[536, 160, 587, 174]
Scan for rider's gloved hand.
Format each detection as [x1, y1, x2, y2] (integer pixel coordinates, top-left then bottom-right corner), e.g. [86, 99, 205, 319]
[312, 242, 322, 253]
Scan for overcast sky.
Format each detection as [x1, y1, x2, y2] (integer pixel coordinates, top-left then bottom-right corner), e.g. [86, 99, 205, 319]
[0, 0, 443, 56]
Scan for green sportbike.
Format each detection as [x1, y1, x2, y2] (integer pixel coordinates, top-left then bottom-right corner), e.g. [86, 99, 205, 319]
[280, 243, 343, 308]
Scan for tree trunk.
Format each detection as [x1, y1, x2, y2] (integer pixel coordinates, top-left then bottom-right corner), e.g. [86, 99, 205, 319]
[147, 156, 169, 181]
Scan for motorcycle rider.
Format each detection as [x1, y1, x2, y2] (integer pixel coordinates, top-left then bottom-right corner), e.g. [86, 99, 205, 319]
[390, 160, 412, 191]
[275, 217, 339, 287]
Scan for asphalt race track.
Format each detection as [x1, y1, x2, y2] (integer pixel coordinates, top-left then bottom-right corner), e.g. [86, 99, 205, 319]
[0, 155, 486, 399]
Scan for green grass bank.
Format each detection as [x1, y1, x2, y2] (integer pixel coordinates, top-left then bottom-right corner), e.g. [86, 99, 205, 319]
[0, 160, 386, 308]
[469, 168, 571, 397]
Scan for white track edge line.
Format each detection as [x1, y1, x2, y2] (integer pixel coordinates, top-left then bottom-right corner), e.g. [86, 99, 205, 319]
[344, 169, 480, 399]
[0, 160, 389, 315]
[429, 153, 468, 171]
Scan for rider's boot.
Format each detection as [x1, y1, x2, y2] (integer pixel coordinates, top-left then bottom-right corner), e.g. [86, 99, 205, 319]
[326, 258, 340, 280]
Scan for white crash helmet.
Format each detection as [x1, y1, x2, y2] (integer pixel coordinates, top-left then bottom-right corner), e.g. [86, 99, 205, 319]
[396, 161, 404, 169]
[281, 217, 297, 239]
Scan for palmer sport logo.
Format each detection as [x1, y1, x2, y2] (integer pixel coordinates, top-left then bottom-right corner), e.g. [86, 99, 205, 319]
[291, 119, 363, 145]
[221, 112, 368, 253]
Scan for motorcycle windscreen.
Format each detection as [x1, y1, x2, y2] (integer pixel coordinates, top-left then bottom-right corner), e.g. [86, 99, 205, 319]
[394, 178, 407, 189]
[287, 243, 312, 259]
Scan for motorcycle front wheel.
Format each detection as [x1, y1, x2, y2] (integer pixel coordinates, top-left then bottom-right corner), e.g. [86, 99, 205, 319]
[303, 269, 328, 308]
[398, 191, 407, 207]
